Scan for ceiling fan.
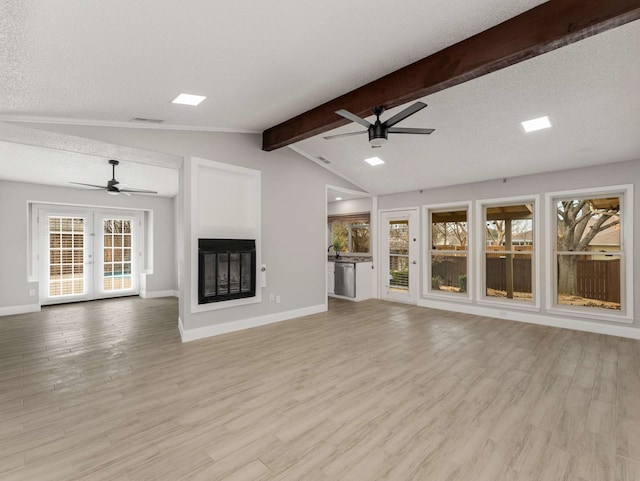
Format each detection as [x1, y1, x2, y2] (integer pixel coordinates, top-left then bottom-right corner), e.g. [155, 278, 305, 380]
[324, 101, 435, 148]
[70, 159, 158, 196]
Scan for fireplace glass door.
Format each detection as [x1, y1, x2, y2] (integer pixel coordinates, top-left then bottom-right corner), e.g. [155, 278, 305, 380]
[199, 239, 256, 304]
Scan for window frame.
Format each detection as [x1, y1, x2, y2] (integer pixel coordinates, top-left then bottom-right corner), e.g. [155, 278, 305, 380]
[476, 195, 540, 310]
[545, 185, 633, 323]
[423, 201, 472, 301]
[328, 213, 371, 255]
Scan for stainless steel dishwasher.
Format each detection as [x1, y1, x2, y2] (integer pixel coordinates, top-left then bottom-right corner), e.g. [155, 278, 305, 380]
[334, 262, 356, 298]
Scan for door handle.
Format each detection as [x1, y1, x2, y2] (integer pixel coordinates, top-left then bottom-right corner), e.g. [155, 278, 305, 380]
[411, 261, 417, 265]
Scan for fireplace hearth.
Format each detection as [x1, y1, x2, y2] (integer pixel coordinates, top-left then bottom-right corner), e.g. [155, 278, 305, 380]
[198, 239, 256, 304]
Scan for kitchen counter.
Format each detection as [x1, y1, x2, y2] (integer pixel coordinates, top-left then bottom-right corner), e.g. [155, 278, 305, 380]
[327, 258, 373, 301]
[328, 256, 373, 263]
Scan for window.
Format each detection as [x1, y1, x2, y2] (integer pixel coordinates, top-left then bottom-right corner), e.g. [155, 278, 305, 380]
[48, 216, 85, 297]
[103, 219, 133, 292]
[482, 201, 535, 303]
[328, 213, 370, 254]
[427, 206, 469, 296]
[388, 218, 409, 290]
[550, 188, 632, 317]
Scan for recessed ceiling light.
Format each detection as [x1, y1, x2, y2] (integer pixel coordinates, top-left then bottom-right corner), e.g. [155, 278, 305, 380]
[521, 116, 551, 133]
[364, 156, 385, 166]
[172, 93, 207, 106]
[335, 197, 343, 201]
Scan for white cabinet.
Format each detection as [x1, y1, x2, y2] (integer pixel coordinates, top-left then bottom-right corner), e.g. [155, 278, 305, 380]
[327, 262, 335, 294]
[355, 262, 373, 301]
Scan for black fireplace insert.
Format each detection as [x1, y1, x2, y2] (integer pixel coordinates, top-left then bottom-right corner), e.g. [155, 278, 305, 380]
[198, 239, 256, 304]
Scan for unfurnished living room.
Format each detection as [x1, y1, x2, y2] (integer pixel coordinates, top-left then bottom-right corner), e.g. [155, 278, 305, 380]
[1, 2, 640, 480]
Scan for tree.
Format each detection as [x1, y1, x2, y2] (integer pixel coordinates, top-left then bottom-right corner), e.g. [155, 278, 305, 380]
[485, 220, 505, 247]
[556, 199, 619, 296]
[432, 221, 467, 247]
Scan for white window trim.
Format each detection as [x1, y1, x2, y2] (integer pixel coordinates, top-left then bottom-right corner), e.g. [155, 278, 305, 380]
[378, 206, 420, 304]
[31, 202, 148, 283]
[328, 216, 371, 255]
[476, 194, 541, 311]
[35, 206, 143, 304]
[545, 184, 633, 323]
[422, 201, 473, 302]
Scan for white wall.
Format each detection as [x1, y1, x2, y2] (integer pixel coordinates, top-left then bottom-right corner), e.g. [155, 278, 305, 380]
[0, 179, 176, 312]
[328, 197, 372, 216]
[379, 158, 640, 332]
[24, 125, 359, 337]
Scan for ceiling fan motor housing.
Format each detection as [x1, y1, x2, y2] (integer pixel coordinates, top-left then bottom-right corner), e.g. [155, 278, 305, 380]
[368, 122, 388, 146]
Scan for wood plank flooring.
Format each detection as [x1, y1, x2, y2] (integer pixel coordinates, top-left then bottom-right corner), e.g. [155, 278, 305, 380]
[1, 296, 639, 480]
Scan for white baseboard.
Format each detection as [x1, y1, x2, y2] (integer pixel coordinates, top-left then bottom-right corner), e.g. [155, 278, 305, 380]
[178, 316, 184, 339]
[417, 298, 640, 340]
[140, 289, 178, 299]
[0, 304, 41, 317]
[179, 304, 327, 342]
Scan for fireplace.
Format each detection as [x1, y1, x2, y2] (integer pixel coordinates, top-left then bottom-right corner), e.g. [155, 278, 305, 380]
[198, 239, 256, 304]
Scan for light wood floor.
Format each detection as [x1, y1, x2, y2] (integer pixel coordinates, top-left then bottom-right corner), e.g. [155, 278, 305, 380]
[1, 297, 639, 481]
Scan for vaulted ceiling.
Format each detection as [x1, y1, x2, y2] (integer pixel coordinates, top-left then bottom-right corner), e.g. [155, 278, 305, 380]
[0, 1, 638, 197]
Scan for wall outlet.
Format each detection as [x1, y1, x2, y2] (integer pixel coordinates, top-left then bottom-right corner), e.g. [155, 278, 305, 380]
[276, 295, 281, 304]
[29, 289, 36, 297]
[269, 293, 274, 301]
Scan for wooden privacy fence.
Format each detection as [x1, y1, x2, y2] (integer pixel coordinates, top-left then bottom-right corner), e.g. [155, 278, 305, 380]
[485, 257, 532, 293]
[430, 255, 620, 302]
[576, 258, 620, 303]
[431, 257, 466, 288]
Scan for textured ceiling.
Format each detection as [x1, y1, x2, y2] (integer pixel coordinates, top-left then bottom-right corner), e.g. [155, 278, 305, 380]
[0, 1, 637, 197]
[0, 0, 545, 131]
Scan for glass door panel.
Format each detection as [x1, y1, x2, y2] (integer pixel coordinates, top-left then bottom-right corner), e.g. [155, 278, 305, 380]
[388, 219, 410, 292]
[41, 213, 92, 304]
[98, 216, 138, 297]
[380, 210, 419, 304]
[39, 210, 139, 304]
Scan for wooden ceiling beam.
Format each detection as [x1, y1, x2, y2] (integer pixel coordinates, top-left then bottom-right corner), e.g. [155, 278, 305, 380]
[262, 0, 640, 151]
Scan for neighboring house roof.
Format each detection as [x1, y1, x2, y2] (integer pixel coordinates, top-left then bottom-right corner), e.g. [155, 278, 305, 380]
[590, 222, 620, 246]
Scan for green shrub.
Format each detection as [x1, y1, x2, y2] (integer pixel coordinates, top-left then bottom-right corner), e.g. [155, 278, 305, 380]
[431, 275, 443, 290]
[391, 270, 408, 286]
[459, 274, 467, 293]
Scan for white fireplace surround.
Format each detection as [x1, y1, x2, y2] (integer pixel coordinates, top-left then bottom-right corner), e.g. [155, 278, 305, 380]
[190, 157, 261, 313]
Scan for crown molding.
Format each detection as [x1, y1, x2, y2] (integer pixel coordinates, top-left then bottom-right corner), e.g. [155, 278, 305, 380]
[0, 115, 260, 134]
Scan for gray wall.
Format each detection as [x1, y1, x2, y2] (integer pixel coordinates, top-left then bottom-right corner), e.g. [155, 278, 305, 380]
[379, 158, 640, 329]
[25, 126, 359, 330]
[0, 179, 176, 309]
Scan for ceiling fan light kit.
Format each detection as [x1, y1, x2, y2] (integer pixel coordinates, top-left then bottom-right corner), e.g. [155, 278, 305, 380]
[324, 101, 435, 148]
[70, 159, 158, 196]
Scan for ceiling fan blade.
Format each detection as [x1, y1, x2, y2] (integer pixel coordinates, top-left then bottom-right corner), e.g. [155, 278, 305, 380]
[384, 102, 428, 128]
[70, 182, 108, 189]
[323, 131, 367, 140]
[335, 109, 372, 128]
[119, 187, 158, 194]
[387, 127, 435, 135]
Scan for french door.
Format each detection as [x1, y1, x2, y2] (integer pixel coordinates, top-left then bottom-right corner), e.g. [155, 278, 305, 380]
[380, 209, 419, 304]
[39, 210, 140, 305]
